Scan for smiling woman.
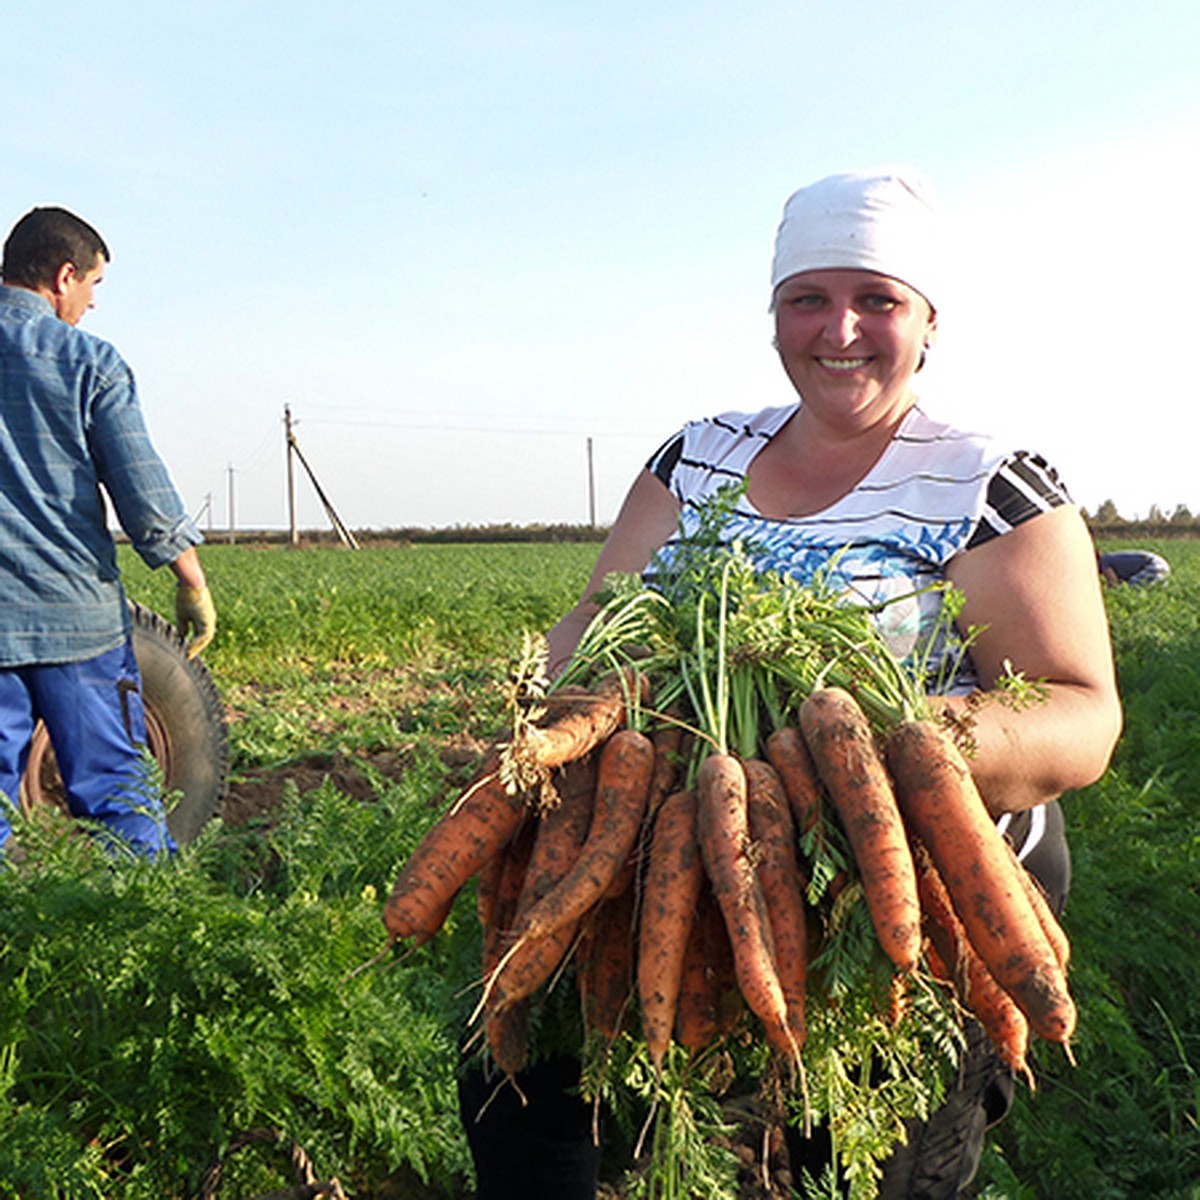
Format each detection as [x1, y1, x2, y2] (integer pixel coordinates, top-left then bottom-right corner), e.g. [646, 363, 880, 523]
[470, 166, 1123, 1200]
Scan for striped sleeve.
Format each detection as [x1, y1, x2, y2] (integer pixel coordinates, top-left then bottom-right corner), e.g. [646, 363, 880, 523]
[647, 430, 685, 487]
[967, 451, 1072, 548]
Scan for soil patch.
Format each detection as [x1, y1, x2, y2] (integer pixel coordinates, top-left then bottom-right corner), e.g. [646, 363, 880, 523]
[220, 735, 487, 828]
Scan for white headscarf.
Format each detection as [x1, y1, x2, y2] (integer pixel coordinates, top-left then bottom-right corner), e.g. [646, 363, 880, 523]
[769, 168, 941, 310]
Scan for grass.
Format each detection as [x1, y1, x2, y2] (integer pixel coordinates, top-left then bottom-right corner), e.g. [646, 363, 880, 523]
[2, 537, 1198, 1197]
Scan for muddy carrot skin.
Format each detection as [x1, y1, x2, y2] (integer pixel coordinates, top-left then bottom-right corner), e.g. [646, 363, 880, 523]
[516, 728, 655, 942]
[383, 753, 527, 943]
[517, 668, 650, 769]
[487, 997, 531, 1078]
[605, 718, 686, 900]
[577, 885, 637, 1041]
[483, 755, 596, 1015]
[799, 688, 922, 973]
[480, 819, 537, 978]
[886, 719, 1076, 1045]
[744, 758, 809, 1050]
[914, 842, 1034, 1085]
[697, 752, 801, 1068]
[638, 789, 704, 1071]
[676, 879, 743, 1053]
[1003, 839, 1072, 971]
[765, 726, 824, 840]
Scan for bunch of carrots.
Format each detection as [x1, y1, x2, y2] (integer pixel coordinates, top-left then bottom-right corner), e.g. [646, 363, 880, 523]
[379, 507, 1076, 1193]
[381, 675, 1073, 1079]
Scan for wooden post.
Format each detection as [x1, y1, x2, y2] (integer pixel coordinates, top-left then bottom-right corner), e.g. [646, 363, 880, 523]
[587, 436, 596, 529]
[285, 405, 298, 545]
[226, 464, 236, 544]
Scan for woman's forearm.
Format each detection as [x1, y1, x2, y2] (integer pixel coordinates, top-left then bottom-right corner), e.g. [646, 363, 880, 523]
[931, 681, 1122, 815]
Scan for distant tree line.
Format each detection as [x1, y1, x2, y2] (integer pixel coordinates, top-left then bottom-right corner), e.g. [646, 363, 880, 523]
[1084, 500, 1200, 540]
[124, 509, 1200, 548]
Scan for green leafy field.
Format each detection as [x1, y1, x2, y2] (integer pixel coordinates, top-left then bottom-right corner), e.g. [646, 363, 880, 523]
[1, 539, 1197, 1198]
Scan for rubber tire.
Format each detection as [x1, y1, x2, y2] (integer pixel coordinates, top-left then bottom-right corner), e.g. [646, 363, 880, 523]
[19, 601, 230, 845]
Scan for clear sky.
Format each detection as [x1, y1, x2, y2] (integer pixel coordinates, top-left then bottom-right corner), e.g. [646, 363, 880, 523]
[5, 1, 1198, 533]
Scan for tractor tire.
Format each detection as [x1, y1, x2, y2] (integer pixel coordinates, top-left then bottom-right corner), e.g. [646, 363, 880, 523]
[19, 601, 230, 845]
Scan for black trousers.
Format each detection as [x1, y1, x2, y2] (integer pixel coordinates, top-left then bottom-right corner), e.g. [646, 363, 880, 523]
[459, 1053, 601, 1200]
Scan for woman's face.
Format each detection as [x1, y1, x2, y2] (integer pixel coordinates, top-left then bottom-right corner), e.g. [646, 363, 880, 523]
[772, 268, 936, 436]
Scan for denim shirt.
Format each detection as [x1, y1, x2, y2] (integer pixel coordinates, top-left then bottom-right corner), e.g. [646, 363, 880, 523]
[0, 285, 202, 666]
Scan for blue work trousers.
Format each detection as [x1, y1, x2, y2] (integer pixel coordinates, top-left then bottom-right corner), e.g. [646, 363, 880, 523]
[0, 639, 176, 858]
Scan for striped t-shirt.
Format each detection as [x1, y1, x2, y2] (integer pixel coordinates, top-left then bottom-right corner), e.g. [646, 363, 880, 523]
[646, 401, 1070, 695]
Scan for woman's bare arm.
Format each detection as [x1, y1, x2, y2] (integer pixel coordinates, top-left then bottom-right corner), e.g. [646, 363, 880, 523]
[544, 469, 681, 675]
[939, 504, 1123, 814]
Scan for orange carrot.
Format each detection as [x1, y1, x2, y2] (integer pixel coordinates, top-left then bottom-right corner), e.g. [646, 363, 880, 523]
[913, 841, 1034, 1085]
[1004, 839, 1072, 971]
[886, 719, 1075, 1045]
[516, 668, 649, 769]
[512, 755, 597, 914]
[799, 688, 921, 973]
[637, 789, 704, 1071]
[676, 879, 743, 1053]
[476, 811, 531, 932]
[744, 758, 809, 1050]
[765, 725, 844, 897]
[697, 752, 801, 1068]
[515, 728, 655, 943]
[383, 753, 527, 944]
[486, 998, 531, 1078]
[480, 819, 536, 977]
[604, 717, 686, 900]
[480, 755, 595, 1016]
[577, 885, 637, 1041]
[764, 725, 824, 840]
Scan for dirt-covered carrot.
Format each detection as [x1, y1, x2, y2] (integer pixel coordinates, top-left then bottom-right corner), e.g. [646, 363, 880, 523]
[697, 752, 801, 1069]
[886, 719, 1076, 1045]
[479, 755, 595, 1016]
[765, 725, 844, 896]
[480, 819, 536, 975]
[515, 728, 655, 943]
[383, 752, 528, 944]
[676, 879, 743, 1053]
[744, 758, 809, 1050]
[577, 885, 637, 1041]
[1003, 839, 1071, 971]
[799, 688, 921, 973]
[637, 788, 704, 1071]
[514, 667, 650, 770]
[604, 718, 687, 900]
[476, 810, 532, 932]
[764, 725, 823, 840]
[487, 997, 531, 1078]
[914, 842, 1034, 1085]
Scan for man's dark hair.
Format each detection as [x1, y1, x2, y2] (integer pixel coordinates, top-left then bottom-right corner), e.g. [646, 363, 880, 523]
[1, 206, 111, 289]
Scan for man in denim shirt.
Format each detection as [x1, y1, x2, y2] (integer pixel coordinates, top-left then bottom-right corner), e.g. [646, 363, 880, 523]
[0, 206, 217, 858]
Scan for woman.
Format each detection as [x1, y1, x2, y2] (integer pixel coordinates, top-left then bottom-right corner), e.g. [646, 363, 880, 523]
[465, 169, 1122, 1198]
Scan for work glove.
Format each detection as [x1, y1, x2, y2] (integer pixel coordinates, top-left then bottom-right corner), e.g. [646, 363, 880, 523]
[176, 584, 217, 659]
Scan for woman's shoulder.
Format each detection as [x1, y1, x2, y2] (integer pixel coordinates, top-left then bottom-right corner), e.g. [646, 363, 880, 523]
[895, 406, 1009, 465]
[648, 403, 797, 493]
[689, 403, 797, 441]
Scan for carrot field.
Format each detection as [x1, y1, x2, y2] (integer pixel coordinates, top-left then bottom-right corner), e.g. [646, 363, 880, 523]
[1, 537, 1197, 1198]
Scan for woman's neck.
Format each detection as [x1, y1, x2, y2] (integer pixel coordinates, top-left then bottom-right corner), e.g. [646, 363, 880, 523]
[746, 402, 914, 519]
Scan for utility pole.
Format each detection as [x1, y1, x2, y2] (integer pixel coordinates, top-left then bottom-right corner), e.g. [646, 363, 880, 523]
[226, 464, 236, 544]
[587, 436, 596, 529]
[282, 404, 359, 550]
[285, 404, 298, 545]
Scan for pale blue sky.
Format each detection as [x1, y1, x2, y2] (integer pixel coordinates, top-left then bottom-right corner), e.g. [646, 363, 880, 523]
[5, 2, 1198, 530]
